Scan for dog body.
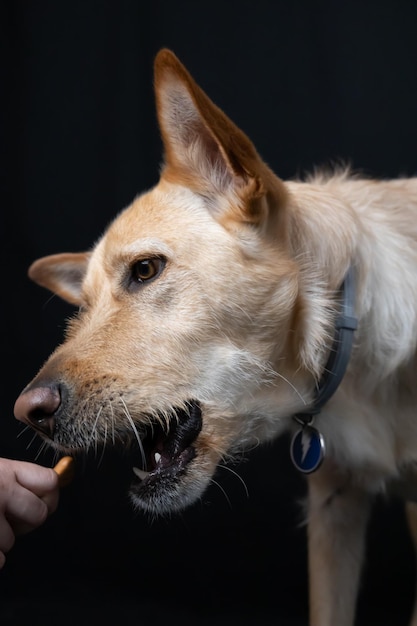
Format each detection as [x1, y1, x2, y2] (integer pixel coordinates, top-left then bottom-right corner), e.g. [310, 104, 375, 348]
[14, 50, 417, 625]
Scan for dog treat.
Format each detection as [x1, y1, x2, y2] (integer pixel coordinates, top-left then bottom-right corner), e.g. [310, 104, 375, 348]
[53, 456, 75, 487]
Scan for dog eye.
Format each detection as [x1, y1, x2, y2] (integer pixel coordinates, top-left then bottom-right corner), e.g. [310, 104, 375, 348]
[130, 257, 165, 285]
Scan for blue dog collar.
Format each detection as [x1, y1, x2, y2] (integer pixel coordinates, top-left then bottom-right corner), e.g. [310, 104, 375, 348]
[290, 266, 358, 473]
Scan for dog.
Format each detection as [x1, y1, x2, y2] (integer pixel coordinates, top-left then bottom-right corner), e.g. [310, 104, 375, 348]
[13, 48, 417, 626]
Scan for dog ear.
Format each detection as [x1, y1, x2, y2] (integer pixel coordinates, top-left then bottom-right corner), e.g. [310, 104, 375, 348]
[28, 252, 90, 306]
[153, 49, 272, 225]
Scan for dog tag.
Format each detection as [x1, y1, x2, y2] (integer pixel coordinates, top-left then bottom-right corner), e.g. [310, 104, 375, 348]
[290, 424, 325, 474]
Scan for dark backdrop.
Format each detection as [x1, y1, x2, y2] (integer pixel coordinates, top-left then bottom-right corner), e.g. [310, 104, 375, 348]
[1, 2, 417, 625]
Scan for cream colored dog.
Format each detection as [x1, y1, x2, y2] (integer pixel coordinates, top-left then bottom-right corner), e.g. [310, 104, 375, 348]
[14, 49, 417, 626]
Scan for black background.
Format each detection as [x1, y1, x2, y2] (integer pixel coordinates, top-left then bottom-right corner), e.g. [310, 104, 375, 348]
[1, 2, 417, 625]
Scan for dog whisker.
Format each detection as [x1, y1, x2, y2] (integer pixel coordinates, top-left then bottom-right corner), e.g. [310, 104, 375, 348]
[34, 439, 48, 462]
[25, 431, 39, 451]
[16, 424, 31, 439]
[209, 478, 233, 510]
[51, 448, 61, 467]
[218, 464, 249, 498]
[40, 292, 59, 311]
[110, 402, 116, 446]
[97, 419, 108, 469]
[88, 405, 103, 449]
[120, 397, 146, 468]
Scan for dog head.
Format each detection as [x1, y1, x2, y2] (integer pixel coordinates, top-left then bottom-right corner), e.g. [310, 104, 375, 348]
[14, 49, 334, 515]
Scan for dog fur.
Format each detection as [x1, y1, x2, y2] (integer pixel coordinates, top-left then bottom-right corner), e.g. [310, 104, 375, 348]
[14, 49, 417, 626]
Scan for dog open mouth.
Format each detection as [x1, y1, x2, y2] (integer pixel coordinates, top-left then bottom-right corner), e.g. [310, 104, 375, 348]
[129, 400, 203, 491]
[14, 383, 204, 514]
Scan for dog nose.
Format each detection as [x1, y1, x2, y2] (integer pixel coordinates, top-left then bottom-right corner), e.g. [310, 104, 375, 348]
[14, 385, 60, 439]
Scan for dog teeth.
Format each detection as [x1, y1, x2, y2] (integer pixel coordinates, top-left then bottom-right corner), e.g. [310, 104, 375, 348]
[154, 452, 162, 465]
[133, 467, 149, 481]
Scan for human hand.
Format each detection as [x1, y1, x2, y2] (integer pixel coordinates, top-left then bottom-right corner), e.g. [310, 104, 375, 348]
[0, 458, 60, 569]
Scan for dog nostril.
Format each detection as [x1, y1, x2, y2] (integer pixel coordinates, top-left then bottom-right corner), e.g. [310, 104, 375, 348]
[14, 385, 61, 440]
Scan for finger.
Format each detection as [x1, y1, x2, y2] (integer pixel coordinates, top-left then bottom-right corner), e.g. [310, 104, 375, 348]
[0, 551, 6, 569]
[0, 517, 15, 554]
[40, 488, 60, 516]
[6, 485, 49, 530]
[13, 461, 58, 497]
